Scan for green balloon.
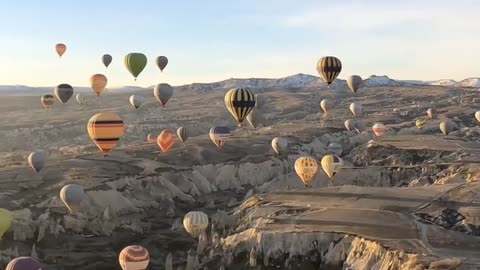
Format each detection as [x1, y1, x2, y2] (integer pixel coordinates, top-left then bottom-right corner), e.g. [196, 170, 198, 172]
[124, 53, 147, 80]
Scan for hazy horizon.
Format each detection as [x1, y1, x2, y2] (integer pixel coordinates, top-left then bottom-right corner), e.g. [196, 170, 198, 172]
[1, 0, 479, 87]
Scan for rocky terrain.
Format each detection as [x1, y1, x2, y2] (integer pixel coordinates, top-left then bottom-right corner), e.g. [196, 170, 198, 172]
[0, 76, 480, 269]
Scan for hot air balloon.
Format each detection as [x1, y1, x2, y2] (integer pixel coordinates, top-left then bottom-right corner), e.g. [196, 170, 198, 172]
[246, 110, 256, 128]
[271, 137, 288, 155]
[321, 154, 344, 186]
[54, 84, 74, 104]
[320, 99, 332, 114]
[327, 143, 343, 156]
[41, 95, 55, 110]
[129, 95, 144, 109]
[372, 123, 386, 137]
[55, 43, 66, 58]
[0, 208, 13, 238]
[183, 211, 209, 238]
[102, 54, 112, 68]
[294, 156, 318, 186]
[344, 119, 355, 131]
[153, 83, 174, 107]
[224, 88, 256, 125]
[349, 102, 362, 116]
[209, 126, 230, 149]
[76, 93, 85, 105]
[90, 74, 107, 96]
[157, 129, 175, 153]
[156, 56, 168, 72]
[416, 118, 427, 129]
[147, 133, 156, 143]
[6, 257, 41, 270]
[440, 120, 458, 135]
[347, 75, 362, 93]
[354, 119, 367, 133]
[316, 56, 342, 86]
[177, 127, 189, 143]
[119, 245, 150, 270]
[124, 53, 147, 80]
[28, 152, 46, 173]
[427, 108, 434, 119]
[87, 113, 124, 157]
[60, 184, 85, 214]
[475, 111, 480, 123]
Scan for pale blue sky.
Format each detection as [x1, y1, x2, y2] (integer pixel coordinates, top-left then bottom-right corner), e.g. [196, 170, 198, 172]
[0, 0, 479, 87]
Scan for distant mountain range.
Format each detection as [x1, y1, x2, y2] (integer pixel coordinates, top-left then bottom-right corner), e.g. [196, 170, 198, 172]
[0, 74, 479, 95]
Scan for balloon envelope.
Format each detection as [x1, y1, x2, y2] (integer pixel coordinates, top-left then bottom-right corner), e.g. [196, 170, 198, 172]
[440, 120, 458, 135]
[41, 95, 55, 110]
[209, 126, 230, 149]
[147, 133, 156, 143]
[119, 245, 150, 270]
[124, 53, 147, 80]
[347, 75, 362, 93]
[294, 156, 318, 186]
[76, 93, 85, 105]
[28, 152, 46, 173]
[416, 118, 427, 129]
[156, 56, 168, 72]
[129, 95, 144, 109]
[0, 208, 13, 238]
[349, 102, 362, 116]
[320, 99, 332, 114]
[271, 137, 288, 155]
[475, 111, 480, 123]
[427, 108, 434, 119]
[183, 211, 209, 238]
[102, 54, 113, 68]
[224, 88, 256, 125]
[316, 56, 342, 86]
[87, 113, 124, 156]
[372, 123, 386, 137]
[344, 119, 355, 131]
[54, 84, 74, 104]
[177, 127, 189, 142]
[153, 83, 174, 107]
[157, 129, 175, 152]
[321, 155, 344, 179]
[90, 74, 107, 96]
[55, 43, 66, 58]
[60, 184, 85, 214]
[6, 257, 41, 270]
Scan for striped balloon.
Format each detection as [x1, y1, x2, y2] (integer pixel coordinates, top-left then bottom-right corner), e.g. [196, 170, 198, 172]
[6, 256, 42, 270]
[60, 184, 85, 214]
[157, 129, 175, 153]
[41, 95, 55, 110]
[119, 245, 150, 270]
[176, 127, 189, 143]
[372, 123, 386, 137]
[294, 156, 318, 186]
[316, 56, 342, 86]
[183, 211, 209, 238]
[224, 88, 256, 125]
[209, 126, 230, 149]
[87, 113, 124, 157]
[416, 118, 427, 129]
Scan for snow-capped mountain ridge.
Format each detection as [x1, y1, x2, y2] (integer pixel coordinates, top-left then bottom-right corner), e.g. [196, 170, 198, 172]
[0, 74, 478, 95]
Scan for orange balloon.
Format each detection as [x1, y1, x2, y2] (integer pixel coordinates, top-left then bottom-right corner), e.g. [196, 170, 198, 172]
[90, 74, 108, 96]
[55, 43, 66, 58]
[157, 129, 175, 152]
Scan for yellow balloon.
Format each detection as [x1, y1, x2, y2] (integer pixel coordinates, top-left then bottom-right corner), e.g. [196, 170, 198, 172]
[294, 157, 318, 186]
[0, 208, 13, 238]
[321, 155, 344, 179]
[90, 74, 108, 96]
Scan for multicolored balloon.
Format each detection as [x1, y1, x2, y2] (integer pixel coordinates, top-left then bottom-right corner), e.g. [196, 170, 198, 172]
[209, 126, 230, 149]
[224, 88, 256, 125]
[316, 56, 342, 86]
[119, 245, 150, 270]
[87, 113, 124, 157]
[41, 95, 55, 110]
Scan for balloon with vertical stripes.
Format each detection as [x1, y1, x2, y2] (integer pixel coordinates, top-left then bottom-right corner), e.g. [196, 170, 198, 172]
[87, 113, 124, 157]
[183, 211, 209, 238]
[224, 88, 256, 125]
[294, 156, 318, 186]
[316, 56, 342, 86]
[176, 127, 189, 143]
